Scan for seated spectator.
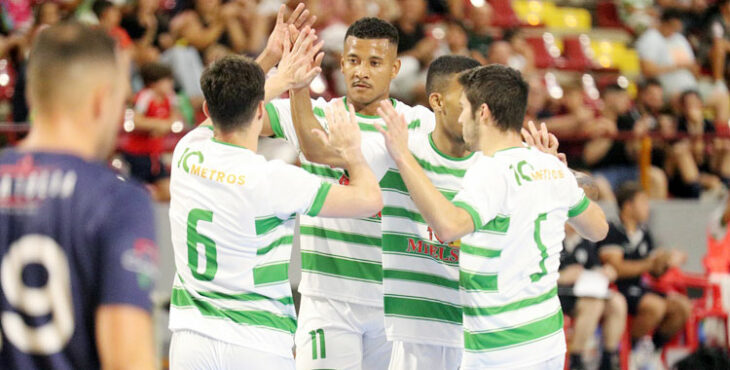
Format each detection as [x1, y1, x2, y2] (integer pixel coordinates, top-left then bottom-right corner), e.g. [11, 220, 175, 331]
[619, 0, 657, 34]
[559, 225, 627, 370]
[584, 84, 668, 198]
[666, 90, 730, 197]
[118, 62, 180, 201]
[599, 183, 691, 361]
[121, 0, 172, 64]
[503, 28, 534, 74]
[636, 9, 729, 125]
[698, 0, 730, 104]
[171, 0, 248, 54]
[390, 0, 437, 102]
[442, 20, 487, 65]
[466, 2, 497, 59]
[93, 1, 133, 50]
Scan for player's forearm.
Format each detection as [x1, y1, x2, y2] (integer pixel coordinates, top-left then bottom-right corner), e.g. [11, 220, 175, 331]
[395, 152, 472, 242]
[343, 153, 383, 215]
[256, 48, 279, 74]
[264, 74, 289, 103]
[291, 88, 345, 166]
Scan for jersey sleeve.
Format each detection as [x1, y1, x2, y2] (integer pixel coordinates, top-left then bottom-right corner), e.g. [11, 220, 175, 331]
[266, 160, 332, 218]
[452, 160, 507, 230]
[265, 97, 328, 151]
[96, 183, 158, 311]
[596, 223, 624, 251]
[360, 135, 391, 181]
[565, 170, 589, 218]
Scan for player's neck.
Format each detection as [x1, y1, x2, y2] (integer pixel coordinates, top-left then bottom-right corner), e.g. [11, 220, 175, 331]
[213, 127, 258, 153]
[620, 213, 638, 234]
[431, 124, 469, 158]
[21, 116, 97, 160]
[347, 95, 389, 117]
[479, 130, 523, 156]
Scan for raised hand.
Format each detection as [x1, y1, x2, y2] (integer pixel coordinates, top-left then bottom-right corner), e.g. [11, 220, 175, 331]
[375, 100, 410, 164]
[521, 121, 567, 165]
[264, 3, 317, 63]
[277, 27, 324, 90]
[312, 100, 363, 166]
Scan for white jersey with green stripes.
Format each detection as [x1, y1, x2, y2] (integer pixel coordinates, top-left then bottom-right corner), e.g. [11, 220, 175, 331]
[265, 97, 435, 306]
[168, 126, 331, 358]
[379, 132, 480, 348]
[451, 146, 589, 369]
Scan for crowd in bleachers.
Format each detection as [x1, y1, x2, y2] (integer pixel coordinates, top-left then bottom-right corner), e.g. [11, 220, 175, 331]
[3, 1, 730, 368]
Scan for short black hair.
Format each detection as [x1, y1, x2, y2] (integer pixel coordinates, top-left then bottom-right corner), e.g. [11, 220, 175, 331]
[92, 0, 115, 18]
[200, 55, 264, 132]
[679, 89, 701, 107]
[28, 21, 117, 109]
[426, 55, 480, 95]
[140, 62, 173, 86]
[457, 64, 528, 133]
[639, 78, 662, 92]
[344, 17, 399, 46]
[616, 181, 644, 210]
[660, 8, 684, 23]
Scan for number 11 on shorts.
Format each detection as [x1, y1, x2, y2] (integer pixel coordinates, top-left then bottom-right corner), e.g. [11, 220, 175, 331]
[309, 328, 325, 360]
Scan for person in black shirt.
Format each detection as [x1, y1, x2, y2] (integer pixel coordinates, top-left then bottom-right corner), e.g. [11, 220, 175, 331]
[598, 182, 691, 352]
[559, 225, 627, 370]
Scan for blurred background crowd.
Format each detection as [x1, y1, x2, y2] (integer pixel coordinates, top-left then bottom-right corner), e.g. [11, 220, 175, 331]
[2, 0, 730, 203]
[5, 1, 730, 368]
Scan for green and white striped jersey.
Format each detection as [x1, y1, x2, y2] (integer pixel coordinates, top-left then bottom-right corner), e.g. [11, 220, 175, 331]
[168, 126, 331, 358]
[451, 147, 589, 369]
[380, 132, 480, 348]
[265, 97, 435, 306]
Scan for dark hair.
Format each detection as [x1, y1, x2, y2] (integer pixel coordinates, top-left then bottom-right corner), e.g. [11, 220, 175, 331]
[457, 64, 528, 132]
[660, 8, 684, 23]
[502, 28, 522, 43]
[140, 62, 173, 86]
[639, 78, 662, 92]
[92, 0, 115, 18]
[200, 55, 264, 132]
[426, 55, 480, 95]
[344, 17, 399, 46]
[28, 21, 117, 108]
[679, 89, 701, 107]
[616, 181, 644, 210]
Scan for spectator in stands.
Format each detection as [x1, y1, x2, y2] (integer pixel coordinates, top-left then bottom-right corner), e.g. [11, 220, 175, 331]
[121, 0, 172, 64]
[584, 84, 668, 198]
[503, 28, 535, 74]
[666, 90, 730, 197]
[443, 20, 487, 64]
[466, 2, 497, 59]
[390, 0, 437, 102]
[171, 0, 248, 54]
[118, 62, 180, 201]
[599, 182, 691, 358]
[619, 0, 657, 34]
[559, 225, 627, 370]
[637, 9, 730, 125]
[93, 1, 133, 50]
[699, 0, 730, 104]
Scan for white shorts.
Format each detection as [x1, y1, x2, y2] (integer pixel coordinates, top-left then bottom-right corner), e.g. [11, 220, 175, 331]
[170, 330, 295, 370]
[388, 341, 462, 370]
[461, 354, 565, 370]
[295, 295, 391, 370]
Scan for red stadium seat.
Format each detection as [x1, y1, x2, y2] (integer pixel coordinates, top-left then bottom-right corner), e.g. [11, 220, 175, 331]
[489, 0, 522, 28]
[560, 37, 594, 71]
[526, 37, 556, 69]
[596, 1, 624, 29]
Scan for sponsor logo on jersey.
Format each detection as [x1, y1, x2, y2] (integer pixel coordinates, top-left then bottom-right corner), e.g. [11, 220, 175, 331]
[121, 238, 159, 290]
[0, 155, 77, 211]
[405, 227, 460, 263]
[509, 160, 565, 186]
[178, 148, 246, 186]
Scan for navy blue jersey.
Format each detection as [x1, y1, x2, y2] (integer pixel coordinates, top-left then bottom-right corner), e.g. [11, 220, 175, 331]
[0, 149, 157, 370]
[597, 221, 655, 291]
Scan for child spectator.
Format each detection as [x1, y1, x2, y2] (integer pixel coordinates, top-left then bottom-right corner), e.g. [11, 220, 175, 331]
[93, 0, 133, 50]
[118, 62, 179, 201]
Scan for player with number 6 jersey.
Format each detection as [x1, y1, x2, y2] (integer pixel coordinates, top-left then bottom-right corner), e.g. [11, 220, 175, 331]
[167, 56, 382, 369]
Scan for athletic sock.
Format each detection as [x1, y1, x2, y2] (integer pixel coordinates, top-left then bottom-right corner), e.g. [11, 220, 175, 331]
[569, 353, 585, 370]
[599, 350, 620, 370]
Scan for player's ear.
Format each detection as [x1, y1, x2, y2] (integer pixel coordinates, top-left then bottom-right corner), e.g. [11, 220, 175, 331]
[479, 103, 491, 126]
[428, 93, 442, 113]
[203, 101, 210, 118]
[391, 57, 401, 79]
[255, 100, 265, 120]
